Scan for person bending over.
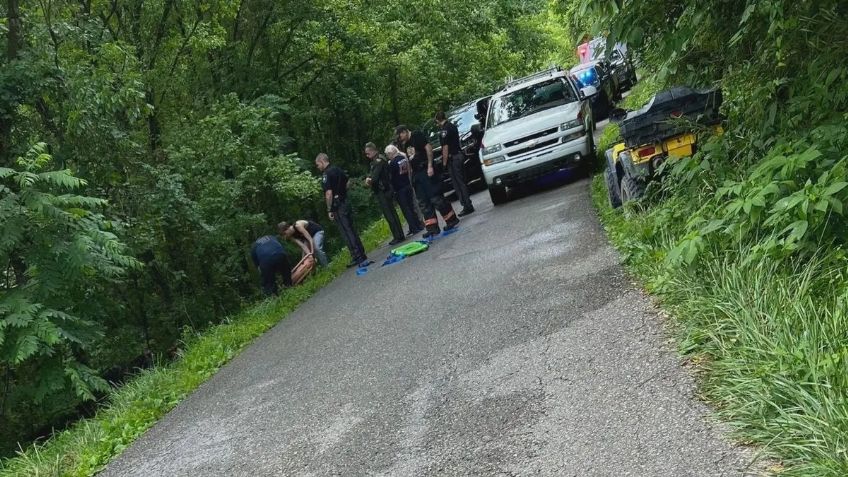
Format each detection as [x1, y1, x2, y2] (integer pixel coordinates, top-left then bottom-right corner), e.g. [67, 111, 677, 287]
[278, 219, 328, 267]
[250, 234, 292, 296]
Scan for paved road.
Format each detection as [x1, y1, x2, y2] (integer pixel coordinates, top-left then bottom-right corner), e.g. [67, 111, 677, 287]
[104, 132, 757, 476]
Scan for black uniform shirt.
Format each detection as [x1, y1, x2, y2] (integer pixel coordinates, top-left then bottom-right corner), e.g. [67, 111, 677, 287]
[321, 165, 348, 209]
[389, 153, 411, 191]
[404, 130, 430, 170]
[369, 154, 393, 193]
[439, 121, 462, 155]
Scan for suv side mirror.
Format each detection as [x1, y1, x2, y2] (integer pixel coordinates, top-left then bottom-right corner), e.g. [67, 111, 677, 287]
[580, 85, 598, 98]
[474, 113, 481, 121]
[609, 107, 628, 123]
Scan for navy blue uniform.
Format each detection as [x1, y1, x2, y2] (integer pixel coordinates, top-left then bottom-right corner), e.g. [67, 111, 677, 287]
[322, 164, 367, 265]
[440, 120, 473, 212]
[404, 130, 458, 235]
[251, 235, 292, 295]
[389, 153, 423, 234]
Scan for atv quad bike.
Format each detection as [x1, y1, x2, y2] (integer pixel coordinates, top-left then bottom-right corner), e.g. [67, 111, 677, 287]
[604, 86, 723, 207]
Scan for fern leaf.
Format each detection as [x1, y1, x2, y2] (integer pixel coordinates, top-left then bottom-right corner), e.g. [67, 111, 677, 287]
[13, 334, 40, 363]
[38, 170, 87, 190]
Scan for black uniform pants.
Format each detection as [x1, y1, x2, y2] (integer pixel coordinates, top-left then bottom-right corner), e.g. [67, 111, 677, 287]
[335, 200, 366, 263]
[395, 185, 423, 233]
[375, 189, 405, 241]
[448, 153, 473, 210]
[411, 168, 458, 234]
[260, 253, 292, 296]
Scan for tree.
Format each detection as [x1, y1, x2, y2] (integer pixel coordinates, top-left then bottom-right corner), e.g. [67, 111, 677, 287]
[0, 143, 138, 440]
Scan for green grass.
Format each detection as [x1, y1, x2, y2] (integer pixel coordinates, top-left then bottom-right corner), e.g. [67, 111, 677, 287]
[0, 220, 392, 477]
[591, 175, 848, 476]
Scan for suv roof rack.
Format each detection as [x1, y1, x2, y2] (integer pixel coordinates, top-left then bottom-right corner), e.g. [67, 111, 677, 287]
[502, 66, 563, 90]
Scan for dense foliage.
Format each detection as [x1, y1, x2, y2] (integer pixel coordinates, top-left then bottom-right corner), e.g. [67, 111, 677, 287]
[0, 0, 571, 453]
[581, 0, 848, 474]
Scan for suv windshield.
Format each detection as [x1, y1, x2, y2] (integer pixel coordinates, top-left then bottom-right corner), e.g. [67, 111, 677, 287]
[450, 104, 477, 134]
[487, 78, 577, 128]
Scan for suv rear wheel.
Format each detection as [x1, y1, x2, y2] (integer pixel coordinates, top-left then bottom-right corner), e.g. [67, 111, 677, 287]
[489, 184, 508, 205]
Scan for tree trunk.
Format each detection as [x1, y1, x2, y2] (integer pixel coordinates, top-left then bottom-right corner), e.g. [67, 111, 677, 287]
[1, 0, 23, 167]
[145, 89, 162, 154]
[6, 0, 22, 60]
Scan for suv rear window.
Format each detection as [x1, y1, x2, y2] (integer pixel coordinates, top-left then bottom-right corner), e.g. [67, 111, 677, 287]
[487, 78, 578, 128]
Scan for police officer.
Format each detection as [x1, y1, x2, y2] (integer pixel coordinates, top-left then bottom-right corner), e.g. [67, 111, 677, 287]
[250, 234, 292, 296]
[384, 144, 424, 235]
[364, 142, 406, 245]
[435, 111, 474, 216]
[394, 125, 459, 237]
[315, 153, 370, 268]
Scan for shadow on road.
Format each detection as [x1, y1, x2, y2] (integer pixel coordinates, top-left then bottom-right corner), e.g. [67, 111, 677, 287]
[506, 168, 590, 203]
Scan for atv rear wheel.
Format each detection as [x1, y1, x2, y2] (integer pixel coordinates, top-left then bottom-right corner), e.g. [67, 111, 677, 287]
[605, 168, 622, 208]
[619, 174, 646, 203]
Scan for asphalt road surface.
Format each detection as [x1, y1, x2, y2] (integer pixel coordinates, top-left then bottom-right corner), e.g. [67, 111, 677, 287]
[104, 125, 758, 476]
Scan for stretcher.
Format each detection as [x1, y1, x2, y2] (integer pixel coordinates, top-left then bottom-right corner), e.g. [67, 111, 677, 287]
[292, 254, 316, 285]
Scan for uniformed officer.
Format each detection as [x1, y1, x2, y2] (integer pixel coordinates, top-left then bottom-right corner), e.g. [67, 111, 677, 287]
[384, 144, 424, 235]
[394, 125, 459, 237]
[435, 111, 474, 216]
[364, 142, 406, 245]
[315, 153, 370, 268]
[250, 235, 292, 296]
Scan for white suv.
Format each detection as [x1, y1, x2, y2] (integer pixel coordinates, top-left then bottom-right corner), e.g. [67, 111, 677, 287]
[480, 67, 596, 204]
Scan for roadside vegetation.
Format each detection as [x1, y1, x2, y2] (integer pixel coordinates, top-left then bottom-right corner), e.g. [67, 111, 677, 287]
[584, 0, 848, 474]
[0, 220, 389, 476]
[0, 0, 580, 465]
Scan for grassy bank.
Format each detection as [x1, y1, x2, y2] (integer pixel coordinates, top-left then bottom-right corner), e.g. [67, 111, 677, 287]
[591, 175, 848, 476]
[0, 220, 391, 477]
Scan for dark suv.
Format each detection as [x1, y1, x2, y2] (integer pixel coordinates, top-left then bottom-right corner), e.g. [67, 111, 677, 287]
[590, 38, 637, 92]
[425, 96, 491, 196]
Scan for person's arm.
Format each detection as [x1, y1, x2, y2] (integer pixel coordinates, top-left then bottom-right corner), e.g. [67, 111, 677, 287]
[365, 162, 376, 188]
[292, 237, 311, 256]
[426, 143, 435, 177]
[294, 221, 316, 253]
[324, 189, 335, 221]
[250, 246, 259, 267]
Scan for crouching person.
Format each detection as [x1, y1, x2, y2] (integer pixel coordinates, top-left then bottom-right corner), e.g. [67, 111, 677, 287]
[278, 220, 328, 267]
[251, 234, 292, 296]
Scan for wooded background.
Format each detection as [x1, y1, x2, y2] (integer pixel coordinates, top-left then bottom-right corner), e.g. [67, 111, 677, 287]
[0, 0, 579, 455]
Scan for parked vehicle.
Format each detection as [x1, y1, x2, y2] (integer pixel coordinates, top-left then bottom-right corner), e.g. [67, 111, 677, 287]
[604, 86, 723, 207]
[480, 67, 596, 205]
[607, 45, 638, 92]
[589, 38, 637, 92]
[426, 96, 491, 196]
[570, 61, 618, 120]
